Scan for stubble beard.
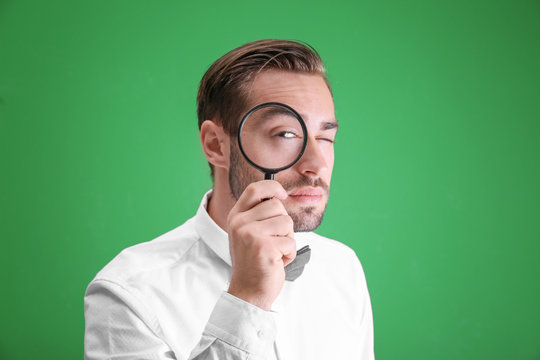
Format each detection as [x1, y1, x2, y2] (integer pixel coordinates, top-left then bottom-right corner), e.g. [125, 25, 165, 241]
[229, 144, 329, 232]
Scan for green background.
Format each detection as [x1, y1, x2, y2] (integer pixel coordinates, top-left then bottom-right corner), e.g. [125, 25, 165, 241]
[1, 0, 539, 359]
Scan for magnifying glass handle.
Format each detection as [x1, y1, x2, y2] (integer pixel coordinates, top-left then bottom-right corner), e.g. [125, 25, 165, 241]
[262, 173, 275, 201]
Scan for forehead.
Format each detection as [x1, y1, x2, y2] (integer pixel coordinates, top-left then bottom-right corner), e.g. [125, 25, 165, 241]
[247, 71, 335, 127]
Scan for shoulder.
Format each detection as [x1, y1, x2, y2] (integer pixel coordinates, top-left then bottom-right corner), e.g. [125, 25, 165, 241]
[91, 216, 201, 285]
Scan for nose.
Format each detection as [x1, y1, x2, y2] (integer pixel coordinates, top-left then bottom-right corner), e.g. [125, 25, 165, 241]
[296, 136, 329, 178]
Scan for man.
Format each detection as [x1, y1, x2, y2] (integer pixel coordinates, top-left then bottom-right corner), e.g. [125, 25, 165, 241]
[84, 39, 374, 360]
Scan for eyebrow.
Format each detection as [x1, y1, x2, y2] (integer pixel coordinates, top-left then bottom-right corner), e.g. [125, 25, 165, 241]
[257, 107, 338, 131]
[261, 107, 296, 118]
[321, 120, 338, 131]
[254, 107, 301, 123]
[297, 111, 339, 130]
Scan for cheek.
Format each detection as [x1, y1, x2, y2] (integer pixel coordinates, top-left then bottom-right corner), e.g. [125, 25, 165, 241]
[324, 148, 335, 185]
[324, 146, 335, 170]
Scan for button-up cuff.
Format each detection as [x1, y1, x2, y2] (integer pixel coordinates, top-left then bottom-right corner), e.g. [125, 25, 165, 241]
[204, 291, 276, 356]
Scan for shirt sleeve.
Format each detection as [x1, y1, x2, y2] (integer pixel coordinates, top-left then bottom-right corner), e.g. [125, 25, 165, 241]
[353, 256, 375, 360]
[84, 279, 276, 360]
[188, 292, 276, 359]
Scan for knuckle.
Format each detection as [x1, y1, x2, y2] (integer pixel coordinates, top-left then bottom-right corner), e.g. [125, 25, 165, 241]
[289, 239, 297, 251]
[229, 212, 249, 232]
[244, 183, 257, 198]
[270, 256, 283, 266]
[284, 235, 295, 247]
[234, 212, 247, 226]
[226, 215, 235, 229]
[269, 198, 286, 213]
[281, 214, 294, 228]
[269, 179, 281, 190]
[228, 216, 240, 232]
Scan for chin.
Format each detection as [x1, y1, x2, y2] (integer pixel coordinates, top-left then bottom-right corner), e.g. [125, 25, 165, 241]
[289, 205, 327, 232]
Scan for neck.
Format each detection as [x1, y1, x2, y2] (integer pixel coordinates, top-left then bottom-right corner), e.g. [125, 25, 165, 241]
[207, 170, 236, 232]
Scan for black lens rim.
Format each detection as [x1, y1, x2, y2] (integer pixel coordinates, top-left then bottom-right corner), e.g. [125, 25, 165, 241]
[237, 102, 308, 177]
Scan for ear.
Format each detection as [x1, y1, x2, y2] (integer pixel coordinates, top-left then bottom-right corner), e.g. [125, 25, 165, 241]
[200, 120, 230, 169]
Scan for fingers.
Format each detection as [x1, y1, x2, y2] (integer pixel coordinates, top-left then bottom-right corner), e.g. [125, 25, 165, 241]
[230, 213, 294, 244]
[234, 228, 296, 267]
[226, 180, 296, 310]
[232, 198, 288, 227]
[232, 180, 288, 214]
[255, 214, 294, 238]
[272, 234, 297, 267]
[228, 180, 290, 234]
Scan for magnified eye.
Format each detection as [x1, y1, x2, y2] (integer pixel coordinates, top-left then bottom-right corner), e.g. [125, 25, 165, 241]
[276, 131, 297, 138]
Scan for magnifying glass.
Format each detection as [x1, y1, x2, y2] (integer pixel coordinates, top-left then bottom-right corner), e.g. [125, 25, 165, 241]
[238, 102, 308, 180]
[237, 102, 312, 279]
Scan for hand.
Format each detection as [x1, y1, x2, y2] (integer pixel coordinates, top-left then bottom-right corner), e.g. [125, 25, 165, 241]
[226, 180, 296, 311]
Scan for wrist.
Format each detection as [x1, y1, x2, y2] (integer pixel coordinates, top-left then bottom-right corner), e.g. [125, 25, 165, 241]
[227, 286, 273, 311]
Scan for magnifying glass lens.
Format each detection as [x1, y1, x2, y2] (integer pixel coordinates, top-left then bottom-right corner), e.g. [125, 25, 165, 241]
[239, 105, 305, 170]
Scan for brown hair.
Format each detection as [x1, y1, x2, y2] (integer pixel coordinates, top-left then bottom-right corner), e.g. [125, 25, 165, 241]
[196, 39, 331, 177]
[197, 39, 330, 136]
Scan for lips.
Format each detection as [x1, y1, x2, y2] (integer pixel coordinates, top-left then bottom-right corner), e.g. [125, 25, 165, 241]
[288, 187, 324, 203]
[289, 187, 324, 196]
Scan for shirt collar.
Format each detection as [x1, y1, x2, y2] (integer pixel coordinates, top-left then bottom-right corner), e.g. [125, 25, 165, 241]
[193, 190, 311, 269]
[194, 190, 232, 267]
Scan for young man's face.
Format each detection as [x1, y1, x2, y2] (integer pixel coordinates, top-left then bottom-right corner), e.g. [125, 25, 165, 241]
[229, 70, 337, 232]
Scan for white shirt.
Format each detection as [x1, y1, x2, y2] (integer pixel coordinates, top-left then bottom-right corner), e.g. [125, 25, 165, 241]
[84, 191, 375, 360]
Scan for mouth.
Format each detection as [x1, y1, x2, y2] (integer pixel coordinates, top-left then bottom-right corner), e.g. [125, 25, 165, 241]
[288, 187, 324, 205]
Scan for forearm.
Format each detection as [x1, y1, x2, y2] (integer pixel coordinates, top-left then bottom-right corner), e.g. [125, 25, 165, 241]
[84, 281, 275, 360]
